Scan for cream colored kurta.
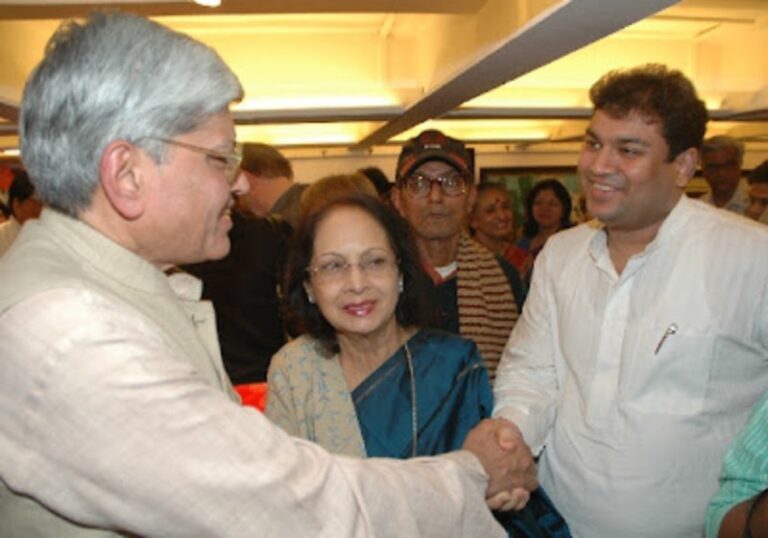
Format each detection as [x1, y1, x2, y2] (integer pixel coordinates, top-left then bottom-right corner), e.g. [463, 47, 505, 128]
[0, 209, 504, 538]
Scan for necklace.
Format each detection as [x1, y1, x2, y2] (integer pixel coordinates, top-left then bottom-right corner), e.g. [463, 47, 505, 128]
[404, 341, 418, 457]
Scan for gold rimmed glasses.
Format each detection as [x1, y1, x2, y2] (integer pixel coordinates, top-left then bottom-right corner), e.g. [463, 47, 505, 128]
[145, 137, 242, 185]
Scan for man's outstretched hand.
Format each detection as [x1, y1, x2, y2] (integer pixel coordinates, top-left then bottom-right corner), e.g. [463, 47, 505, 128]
[462, 418, 537, 511]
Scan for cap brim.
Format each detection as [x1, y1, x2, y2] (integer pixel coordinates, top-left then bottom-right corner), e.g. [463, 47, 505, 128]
[398, 150, 471, 182]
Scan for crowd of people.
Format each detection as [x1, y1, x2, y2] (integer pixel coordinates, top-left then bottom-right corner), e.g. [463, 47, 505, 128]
[0, 10, 766, 538]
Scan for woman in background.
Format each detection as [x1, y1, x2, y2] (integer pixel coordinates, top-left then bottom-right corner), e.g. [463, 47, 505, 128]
[267, 193, 570, 537]
[517, 178, 574, 261]
[470, 183, 532, 279]
[298, 172, 377, 220]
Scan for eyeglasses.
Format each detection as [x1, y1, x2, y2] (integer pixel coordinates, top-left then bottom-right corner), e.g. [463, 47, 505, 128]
[146, 137, 243, 185]
[307, 253, 398, 284]
[402, 172, 468, 198]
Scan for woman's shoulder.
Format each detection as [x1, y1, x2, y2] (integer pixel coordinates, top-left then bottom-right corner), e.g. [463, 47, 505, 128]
[410, 329, 490, 390]
[271, 334, 327, 369]
[412, 329, 479, 362]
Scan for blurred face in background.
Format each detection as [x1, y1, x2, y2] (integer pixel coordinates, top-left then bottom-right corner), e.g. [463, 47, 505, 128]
[471, 187, 514, 242]
[746, 182, 768, 224]
[531, 188, 564, 231]
[701, 147, 741, 202]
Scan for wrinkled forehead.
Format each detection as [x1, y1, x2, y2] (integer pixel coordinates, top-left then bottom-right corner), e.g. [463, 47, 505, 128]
[412, 159, 462, 176]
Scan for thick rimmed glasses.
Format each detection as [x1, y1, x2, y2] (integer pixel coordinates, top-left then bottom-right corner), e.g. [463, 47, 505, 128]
[146, 137, 243, 185]
[402, 172, 468, 198]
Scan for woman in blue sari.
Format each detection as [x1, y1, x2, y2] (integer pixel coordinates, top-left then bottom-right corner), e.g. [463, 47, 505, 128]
[267, 193, 569, 537]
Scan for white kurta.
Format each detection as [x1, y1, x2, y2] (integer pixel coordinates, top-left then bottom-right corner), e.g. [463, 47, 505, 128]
[494, 196, 768, 538]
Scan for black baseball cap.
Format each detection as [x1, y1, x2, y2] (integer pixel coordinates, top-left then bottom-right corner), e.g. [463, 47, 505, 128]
[396, 130, 472, 184]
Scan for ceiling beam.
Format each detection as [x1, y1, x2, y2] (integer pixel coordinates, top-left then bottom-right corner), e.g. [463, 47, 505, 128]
[351, 0, 678, 150]
[233, 106, 403, 125]
[444, 106, 592, 120]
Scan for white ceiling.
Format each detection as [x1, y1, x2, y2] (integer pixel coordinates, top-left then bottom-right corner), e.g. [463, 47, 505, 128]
[1, 0, 768, 157]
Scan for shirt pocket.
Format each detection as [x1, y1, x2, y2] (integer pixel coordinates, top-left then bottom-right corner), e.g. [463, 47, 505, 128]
[624, 326, 715, 416]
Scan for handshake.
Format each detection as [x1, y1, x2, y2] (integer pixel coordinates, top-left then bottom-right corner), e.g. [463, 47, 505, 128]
[462, 418, 538, 512]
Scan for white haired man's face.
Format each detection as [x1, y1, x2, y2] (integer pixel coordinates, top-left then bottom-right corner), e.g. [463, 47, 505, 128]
[140, 111, 249, 266]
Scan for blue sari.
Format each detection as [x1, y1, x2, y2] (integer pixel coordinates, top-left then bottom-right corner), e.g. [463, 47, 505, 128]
[352, 329, 570, 538]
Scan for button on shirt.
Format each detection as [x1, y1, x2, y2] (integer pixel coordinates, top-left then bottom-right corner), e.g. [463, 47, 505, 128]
[494, 196, 768, 538]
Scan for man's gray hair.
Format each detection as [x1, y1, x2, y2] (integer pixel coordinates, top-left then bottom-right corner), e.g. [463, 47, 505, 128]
[701, 135, 745, 163]
[20, 12, 243, 216]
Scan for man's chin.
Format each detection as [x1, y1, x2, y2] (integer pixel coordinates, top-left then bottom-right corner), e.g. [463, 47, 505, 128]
[203, 239, 232, 262]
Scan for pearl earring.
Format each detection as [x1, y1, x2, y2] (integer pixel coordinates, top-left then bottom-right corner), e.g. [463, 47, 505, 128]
[398, 278, 404, 293]
[307, 290, 316, 304]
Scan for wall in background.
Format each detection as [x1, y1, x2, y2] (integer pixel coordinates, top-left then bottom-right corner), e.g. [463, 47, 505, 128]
[286, 144, 768, 186]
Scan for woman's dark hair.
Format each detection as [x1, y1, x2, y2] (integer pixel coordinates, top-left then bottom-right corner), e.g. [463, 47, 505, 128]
[283, 192, 431, 355]
[522, 178, 573, 238]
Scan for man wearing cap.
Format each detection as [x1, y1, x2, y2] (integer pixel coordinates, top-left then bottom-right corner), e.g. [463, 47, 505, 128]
[392, 129, 524, 380]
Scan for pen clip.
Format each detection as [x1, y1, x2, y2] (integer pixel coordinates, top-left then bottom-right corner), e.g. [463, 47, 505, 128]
[654, 323, 678, 355]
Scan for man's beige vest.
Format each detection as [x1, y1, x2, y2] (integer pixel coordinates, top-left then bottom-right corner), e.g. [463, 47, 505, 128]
[0, 210, 236, 536]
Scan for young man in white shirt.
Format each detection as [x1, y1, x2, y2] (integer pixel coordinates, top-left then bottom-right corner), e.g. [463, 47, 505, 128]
[494, 63, 768, 538]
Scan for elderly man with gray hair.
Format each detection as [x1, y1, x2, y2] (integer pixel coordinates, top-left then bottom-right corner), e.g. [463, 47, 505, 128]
[700, 135, 749, 214]
[0, 12, 536, 537]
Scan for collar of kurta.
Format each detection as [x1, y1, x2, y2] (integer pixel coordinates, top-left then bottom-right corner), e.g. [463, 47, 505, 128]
[587, 193, 695, 264]
[36, 208, 200, 300]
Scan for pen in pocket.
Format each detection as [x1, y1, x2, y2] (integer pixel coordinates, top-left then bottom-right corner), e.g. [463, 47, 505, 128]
[654, 323, 678, 355]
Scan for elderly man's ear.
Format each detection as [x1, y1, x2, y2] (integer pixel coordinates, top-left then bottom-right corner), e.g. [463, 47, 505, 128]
[99, 140, 148, 220]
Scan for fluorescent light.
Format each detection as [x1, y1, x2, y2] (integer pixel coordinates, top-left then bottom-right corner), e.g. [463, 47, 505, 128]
[1, 148, 19, 157]
[236, 123, 362, 147]
[193, 0, 221, 7]
[234, 93, 399, 111]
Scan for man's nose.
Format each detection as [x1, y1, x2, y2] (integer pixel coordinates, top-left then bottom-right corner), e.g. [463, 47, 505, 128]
[427, 179, 445, 202]
[231, 169, 249, 195]
[588, 147, 616, 175]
